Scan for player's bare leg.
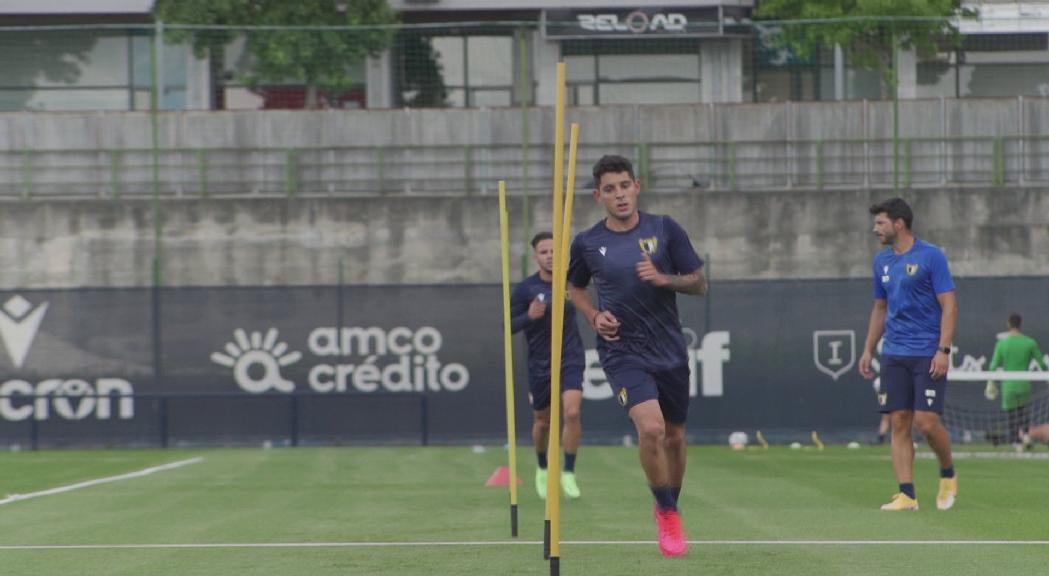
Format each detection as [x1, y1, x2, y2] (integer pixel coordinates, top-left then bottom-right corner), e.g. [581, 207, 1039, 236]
[533, 408, 550, 499]
[881, 410, 920, 510]
[630, 400, 670, 487]
[561, 390, 582, 457]
[664, 422, 687, 499]
[915, 410, 957, 510]
[630, 400, 687, 557]
[890, 410, 915, 483]
[1029, 423, 1049, 444]
[914, 411, 953, 470]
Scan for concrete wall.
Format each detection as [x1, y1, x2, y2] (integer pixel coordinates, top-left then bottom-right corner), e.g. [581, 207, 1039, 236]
[1, 186, 1046, 289]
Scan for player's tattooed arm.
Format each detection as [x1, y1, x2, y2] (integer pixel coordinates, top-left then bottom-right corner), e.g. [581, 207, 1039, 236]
[663, 269, 708, 296]
[636, 252, 708, 296]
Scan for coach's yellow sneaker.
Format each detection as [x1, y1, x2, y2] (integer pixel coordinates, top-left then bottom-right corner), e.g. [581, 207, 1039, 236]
[937, 476, 957, 510]
[535, 468, 548, 500]
[880, 492, 919, 511]
[561, 472, 581, 499]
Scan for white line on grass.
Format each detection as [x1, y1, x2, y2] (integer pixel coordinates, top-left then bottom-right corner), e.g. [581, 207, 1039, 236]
[1, 540, 1047, 550]
[0, 457, 204, 507]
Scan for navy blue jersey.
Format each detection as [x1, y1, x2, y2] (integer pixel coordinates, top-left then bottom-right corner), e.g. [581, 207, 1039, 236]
[568, 212, 703, 371]
[510, 273, 586, 388]
[872, 239, 955, 357]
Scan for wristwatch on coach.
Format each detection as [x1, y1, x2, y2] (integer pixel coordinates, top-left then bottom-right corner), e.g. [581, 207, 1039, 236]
[940, 346, 951, 354]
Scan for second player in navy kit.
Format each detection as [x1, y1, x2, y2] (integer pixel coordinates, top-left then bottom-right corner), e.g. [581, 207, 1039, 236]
[567, 155, 707, 558]
[510, 232, 586, 500]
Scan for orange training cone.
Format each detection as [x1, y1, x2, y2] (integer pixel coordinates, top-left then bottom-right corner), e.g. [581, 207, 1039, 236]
[485, 466, 523, 487]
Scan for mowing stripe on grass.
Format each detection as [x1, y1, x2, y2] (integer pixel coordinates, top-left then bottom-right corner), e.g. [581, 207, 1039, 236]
[1, 540, 1047, 550]
[0, 457, 203, 507]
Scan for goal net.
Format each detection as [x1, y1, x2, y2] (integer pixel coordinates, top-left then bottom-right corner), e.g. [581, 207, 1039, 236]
[945, 370, 1049, 446]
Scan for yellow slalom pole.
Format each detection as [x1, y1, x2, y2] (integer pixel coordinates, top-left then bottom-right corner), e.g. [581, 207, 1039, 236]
[545, 61, 570, 574]
[549, 122, 578, 576]
[498, 180, 519, 537]
[545, 61, 566, 565]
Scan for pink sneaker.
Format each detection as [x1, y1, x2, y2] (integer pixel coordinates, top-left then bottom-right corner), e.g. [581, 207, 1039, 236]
[655, 508, 689, 557]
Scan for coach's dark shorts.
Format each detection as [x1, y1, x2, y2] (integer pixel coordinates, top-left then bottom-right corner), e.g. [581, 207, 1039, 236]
[603, 363, 691, 424]
[529, 365, 584, 411]
[879, 355, 947, 414]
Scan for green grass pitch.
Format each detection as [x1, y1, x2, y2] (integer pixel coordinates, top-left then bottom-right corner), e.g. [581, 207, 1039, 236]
[0, 444, 1046, 575]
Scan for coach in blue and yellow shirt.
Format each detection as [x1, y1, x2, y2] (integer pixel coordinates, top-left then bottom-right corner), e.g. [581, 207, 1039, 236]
[859, 197, 959, 512]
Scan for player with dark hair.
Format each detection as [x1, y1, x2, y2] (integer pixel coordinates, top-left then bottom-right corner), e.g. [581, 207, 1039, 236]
[567, 154, 707, 557]
[859, 197, 959, 511]
[510, 231, 586, 500]
[985, 313, 1047, 449]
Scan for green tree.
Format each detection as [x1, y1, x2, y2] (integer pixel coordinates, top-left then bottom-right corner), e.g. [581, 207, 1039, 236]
[155, 0, 398, 108]
[755, 0, 973, 96]
[395, 32, 448, 107]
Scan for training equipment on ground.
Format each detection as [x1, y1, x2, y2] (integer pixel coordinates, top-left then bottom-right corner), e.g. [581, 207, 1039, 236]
[497, 180, 520, 537]
[728, 431, 748, 450]
[755, 430, 769, 450]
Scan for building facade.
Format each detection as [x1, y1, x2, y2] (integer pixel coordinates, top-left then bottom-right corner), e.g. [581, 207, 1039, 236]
[0, 1, 1046, 111]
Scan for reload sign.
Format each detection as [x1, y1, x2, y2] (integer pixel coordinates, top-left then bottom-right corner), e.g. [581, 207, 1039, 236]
[543, 7, 723, 38]
[577, 11, 687, 34]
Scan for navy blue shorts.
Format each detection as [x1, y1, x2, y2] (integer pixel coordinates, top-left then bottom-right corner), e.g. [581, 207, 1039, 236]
[529, 365, 584, 411]
[604, 363, 691, 424]
[878, 355, 947, 414]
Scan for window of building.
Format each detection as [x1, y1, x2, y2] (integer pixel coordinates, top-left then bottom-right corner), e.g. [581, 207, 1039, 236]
[916, 33, 1049, 98]
[0, 29, 191, 112]
[395, 30, 519, 108]
[561, 39, 701, 106]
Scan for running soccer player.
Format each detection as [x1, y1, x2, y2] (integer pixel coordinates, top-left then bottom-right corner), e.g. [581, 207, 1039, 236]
[985, 313, 1047, 449]
[567, 155, 707, 557]
[510, 231, 586, 500]
[859, 197, 959, 512]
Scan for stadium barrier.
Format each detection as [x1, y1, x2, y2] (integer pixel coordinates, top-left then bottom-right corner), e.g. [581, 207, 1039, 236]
[0, 277, 1045, 448]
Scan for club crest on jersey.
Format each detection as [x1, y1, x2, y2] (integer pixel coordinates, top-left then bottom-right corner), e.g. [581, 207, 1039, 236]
[639, 237, 658, 255]
[617, 387, 628, 407]
[906, 263, 919, 276]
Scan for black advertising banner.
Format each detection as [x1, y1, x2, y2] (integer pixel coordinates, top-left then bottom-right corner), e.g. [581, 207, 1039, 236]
[0, 277, 1046, 447]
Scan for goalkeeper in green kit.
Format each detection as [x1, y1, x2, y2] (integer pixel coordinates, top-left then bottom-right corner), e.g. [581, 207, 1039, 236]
[985, 313, 1048, 448]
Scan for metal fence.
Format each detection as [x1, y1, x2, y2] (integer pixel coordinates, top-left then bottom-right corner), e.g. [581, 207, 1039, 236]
[3, 135, 1048, 198]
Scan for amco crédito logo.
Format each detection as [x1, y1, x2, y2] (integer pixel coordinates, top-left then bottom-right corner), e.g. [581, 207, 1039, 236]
[0, 295, 135, 422]
[211, 326, 470, 394]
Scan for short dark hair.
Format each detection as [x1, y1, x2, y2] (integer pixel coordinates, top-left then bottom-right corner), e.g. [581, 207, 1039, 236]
[592, 154, 635, 184]
[869, 197, 913, 229]
[530, 231, 553, 248]
[1008, 313, 1022, 329]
